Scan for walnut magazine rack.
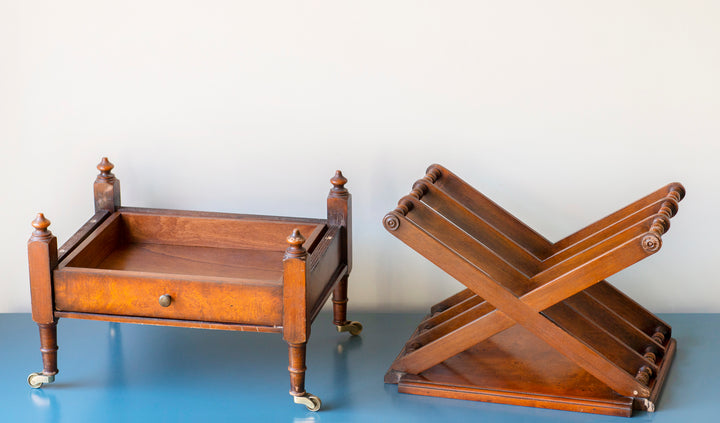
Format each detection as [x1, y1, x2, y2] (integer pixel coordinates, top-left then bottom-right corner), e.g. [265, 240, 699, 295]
[383, 164, 684, 417]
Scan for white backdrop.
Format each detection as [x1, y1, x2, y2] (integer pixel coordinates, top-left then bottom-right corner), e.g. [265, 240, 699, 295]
[1, 1, 718, 313]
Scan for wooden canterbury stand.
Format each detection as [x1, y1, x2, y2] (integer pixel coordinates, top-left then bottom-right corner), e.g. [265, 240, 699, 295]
[27, 158, 362, 411]
[383, 164, 684, 417]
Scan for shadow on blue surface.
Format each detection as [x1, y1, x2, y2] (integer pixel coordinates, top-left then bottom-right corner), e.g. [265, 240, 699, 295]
[0, 313, 717, 422]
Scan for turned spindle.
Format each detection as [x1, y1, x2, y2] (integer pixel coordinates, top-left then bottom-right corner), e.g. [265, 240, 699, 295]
[635, 365, 654, 386]
[406, 342, 422, 353]
[288, 342, 307, 396]
[643, 346, 659, 364]
[424, 164, 442, 183]
[651, 327, 668, 345]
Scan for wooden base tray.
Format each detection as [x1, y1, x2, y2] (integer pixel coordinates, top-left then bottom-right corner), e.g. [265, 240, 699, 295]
[394, 324, 676, 417]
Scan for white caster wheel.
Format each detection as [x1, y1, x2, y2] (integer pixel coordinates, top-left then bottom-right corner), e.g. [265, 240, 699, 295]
[27, 372, 54, 389]
[294, 393, 322, 411]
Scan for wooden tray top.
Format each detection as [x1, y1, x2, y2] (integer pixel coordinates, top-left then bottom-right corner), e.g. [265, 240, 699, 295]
[52, 208, 328, 327]
[60, 208, 327, 282]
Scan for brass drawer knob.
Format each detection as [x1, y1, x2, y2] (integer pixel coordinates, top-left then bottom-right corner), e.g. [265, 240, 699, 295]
[158, 294, 172, 307]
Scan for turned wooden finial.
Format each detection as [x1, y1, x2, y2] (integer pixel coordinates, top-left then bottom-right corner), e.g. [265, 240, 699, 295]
[285, 229, 307, 259]
[96, 157, 115, 181]
[329, 170, 348, 196]
[31, 213, 52, 240]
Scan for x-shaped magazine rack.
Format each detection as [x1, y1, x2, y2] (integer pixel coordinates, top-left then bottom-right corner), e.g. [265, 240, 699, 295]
[383, 165, 683, 417]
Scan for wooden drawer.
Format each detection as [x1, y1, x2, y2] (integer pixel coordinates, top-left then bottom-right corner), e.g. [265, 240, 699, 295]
[54, 268, 284, 326]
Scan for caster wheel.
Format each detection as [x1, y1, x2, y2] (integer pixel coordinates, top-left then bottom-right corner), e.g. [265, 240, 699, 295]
[337, 321, 363, 336]
[294, 393, 322, 411]
[27, 372, 54, 389]
[347, 321, 363, 336]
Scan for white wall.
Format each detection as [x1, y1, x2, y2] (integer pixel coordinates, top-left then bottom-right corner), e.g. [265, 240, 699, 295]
[1, 1, 718, 313]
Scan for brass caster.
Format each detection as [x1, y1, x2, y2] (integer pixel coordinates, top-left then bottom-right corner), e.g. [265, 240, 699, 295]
[337, 321, 363, 336]
[27, 372, 54, 389]
[294, 393, 322, 411]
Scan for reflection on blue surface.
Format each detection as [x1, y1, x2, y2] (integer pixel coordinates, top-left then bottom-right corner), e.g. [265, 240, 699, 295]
[0, 313, 717, 422]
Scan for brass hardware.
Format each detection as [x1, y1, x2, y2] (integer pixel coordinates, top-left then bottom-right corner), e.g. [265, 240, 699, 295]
[27, 372, 54, 388]
[293, 393, 321, 411]
[336, 321, 363, 336]
[158, 294, 172, 307]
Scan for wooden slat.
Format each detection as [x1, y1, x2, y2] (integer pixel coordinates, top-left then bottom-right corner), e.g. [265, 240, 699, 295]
[544, 302, 658, 375]
[585, 282, 672, 341]
[430, 165, 551, 259]
[526, 217, 656, 294]
[564, 292, 666, 358]
[392, 200, 657, 376]
[550, 183, 683, 254]
[541, 200, 672, 269]
[423, 295, 483, 329]
[387, 211, 649, 397]
[421, 183, 541, 274]
[408, 300, 494, 347]
[430, 288, 475, 314]
[405, 200, 531, 296]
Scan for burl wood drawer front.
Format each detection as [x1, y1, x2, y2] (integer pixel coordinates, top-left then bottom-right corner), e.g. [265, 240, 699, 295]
[53, 269, 283, 327]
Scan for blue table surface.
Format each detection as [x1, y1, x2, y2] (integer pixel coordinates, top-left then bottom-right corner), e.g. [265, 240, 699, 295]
[0, 312, 717, 422]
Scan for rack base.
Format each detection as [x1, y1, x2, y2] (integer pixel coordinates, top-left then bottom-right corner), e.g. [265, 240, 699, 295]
[388, 324, 676, 417]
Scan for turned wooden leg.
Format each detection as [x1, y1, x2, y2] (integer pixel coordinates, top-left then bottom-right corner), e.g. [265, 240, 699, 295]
[332, 275, 349, 327]
[27, 213, 59, 388]
[283, 231, 321, 411]
[28, 322, 58, 388]
[39, 322, 58, 376]
[288, 342, 321, 411]
[333, 276, 362, 336]
[288, 342, 307, 397]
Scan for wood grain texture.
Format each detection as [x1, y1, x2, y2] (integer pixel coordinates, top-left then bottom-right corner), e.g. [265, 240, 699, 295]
[57, 211, 110, 263]
[121, 212, 323, 251]
[282, 229, 309, 344]
[94, 157, 121, 213]
[384, 164, 684, 416]
[53, 311, 283, 332]
[54, 268, 283, 326]
[399, 325, 635, 417]
[38, 323, 58, 376]
[28, 214, 58, 324]
[96, 243, 285, 280]
[29, 159, 356, 408]
[307, 226, 342, 310]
